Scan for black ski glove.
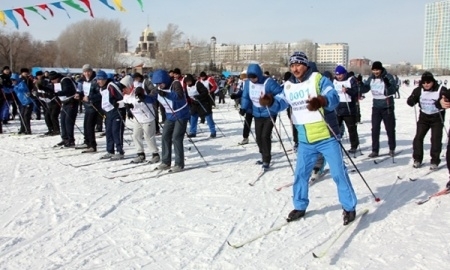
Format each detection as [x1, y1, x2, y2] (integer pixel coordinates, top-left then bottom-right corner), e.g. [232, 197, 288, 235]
[383, 77, 391, 88]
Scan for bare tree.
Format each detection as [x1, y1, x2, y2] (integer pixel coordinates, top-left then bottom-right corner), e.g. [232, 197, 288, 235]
[155, 23, 184, 69]
[55, 18, 128, 68]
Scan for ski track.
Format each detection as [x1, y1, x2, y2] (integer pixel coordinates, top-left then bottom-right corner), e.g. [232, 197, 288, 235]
[1, 85, 450, 268]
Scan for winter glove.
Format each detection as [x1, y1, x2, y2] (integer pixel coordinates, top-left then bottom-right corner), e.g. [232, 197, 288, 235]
[135, 87, 145, 102]
[356, 75, 362, 83]
[158, 90, 167, 97]
[383, 77, 391, 88]
[307, 95, 327, 111]
[127, 110, 134, 120]
[239, 109, 246, 116]
[259, 94, 274, 107]
[406, 95, 416, 107]
[125, 103, 134, 110]
[193, 95, 200, 100]
[230, 93, 238, 100]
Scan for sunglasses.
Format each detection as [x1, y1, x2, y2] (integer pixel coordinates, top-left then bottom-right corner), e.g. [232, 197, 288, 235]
[422, 81, 433, 84]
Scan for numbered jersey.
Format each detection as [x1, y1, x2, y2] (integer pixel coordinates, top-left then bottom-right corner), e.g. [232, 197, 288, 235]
[283, 74, 321, 125]
[420, 86, 442, 115]
[333, 78, 352, 102]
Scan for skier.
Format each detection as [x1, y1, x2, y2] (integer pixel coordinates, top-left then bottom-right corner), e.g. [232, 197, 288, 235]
[333, 65, 360, 153]
[359, 61, 397, 158]
[240, 63, 283, 170]
[152, 69, 190, 172]
[262, 51, 357, 225]
[14, 70, 34, 135]
[184, 74, 216, 138]
[51, 71, 78, 147]
[407, 72, 445, 170]
[122, 84, 160, 164]
[99, 74, 128, 160]
[230, 71, 253, 145]
[75, 64, 101, 153]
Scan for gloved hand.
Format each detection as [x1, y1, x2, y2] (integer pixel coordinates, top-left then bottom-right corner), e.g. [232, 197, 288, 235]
[158, 90, 167, 97]
[239, 109, 246, 116]
[230, 93, 238, 100]
[125, 103, 134, 110]
[193, 95, 200, 100]
[259, 94, 273, 107]
[383, 77, 391, 87]
[307, 95, 327, 111]
[135, 87, 145, 102]
[127, 110, 134, 120]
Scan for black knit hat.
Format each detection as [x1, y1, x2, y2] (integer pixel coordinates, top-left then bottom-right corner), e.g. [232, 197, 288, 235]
[173, 68, 181, 75]
[371, 61, 383, 70]
[3, 66, 10, 71]
[35, 71, 43, 76]
[20, 68, 30, 74]
[421, 71, 435, 83]
[48, 71, 61, 80]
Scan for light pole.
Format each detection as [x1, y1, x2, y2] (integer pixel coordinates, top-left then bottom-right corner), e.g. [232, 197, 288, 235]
[210, 36, 216, 71]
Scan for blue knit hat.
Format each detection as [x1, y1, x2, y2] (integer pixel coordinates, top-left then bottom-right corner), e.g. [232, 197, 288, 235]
[335, 65, 347, 75]
[96, 70, 108, 80]
[289, 51, 309, 66]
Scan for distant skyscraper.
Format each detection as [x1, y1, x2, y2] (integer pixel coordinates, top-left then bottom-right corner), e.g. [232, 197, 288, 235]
[316, 43, 349, 72]
[423, 1, 450, 70]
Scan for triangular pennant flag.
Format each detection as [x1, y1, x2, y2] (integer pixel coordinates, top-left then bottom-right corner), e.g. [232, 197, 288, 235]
[13, 8, 29, 26]
[62, 0, 87, 13]
[51, 2, 71, 18]
[38, 4, 54, 17]
[0, 11, 6, 25]
[113, 0, 126, 12]
[79, 0, 94, 17]
[98, 0, 115, 10]
[4, 10, 19, 29]
[136, 0, 144, 11]
[25, 6, 47, 20]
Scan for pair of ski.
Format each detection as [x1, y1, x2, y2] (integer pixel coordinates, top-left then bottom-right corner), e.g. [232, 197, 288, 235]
[248, 161, 276, 186]
[372, 150, 404, 164]
[227, 209, 369, 259]
[416, 187, 450, 205]
[118, 164, 212, 183]
[397, 164, 445, 182]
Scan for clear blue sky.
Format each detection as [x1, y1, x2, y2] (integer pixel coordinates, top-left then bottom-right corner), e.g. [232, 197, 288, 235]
[0, 0, 439, 64]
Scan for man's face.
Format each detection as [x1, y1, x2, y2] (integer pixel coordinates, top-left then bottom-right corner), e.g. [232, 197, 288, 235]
[422, 80, 434, 90]
[3, 69, 10, 75]
[21, 72, 29, 78]
[37, 75, 43, 80]
[290, 63, 308, 80]
[185, 80, 193, 87]
[157, 83, 166, 89]
[336, 74, 345, 81]
[250, 77, 258, 83]
[372, 69, 382, 77]
[97, 79, 107, 87]
[169, 72, 174, 78]
[83, 70, 93, 79]
[50, 78, 59, 84]
[174, 73, 181, 80]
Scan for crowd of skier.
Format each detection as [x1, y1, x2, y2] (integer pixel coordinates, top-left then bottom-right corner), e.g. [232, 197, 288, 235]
[1, 51, 449, 226]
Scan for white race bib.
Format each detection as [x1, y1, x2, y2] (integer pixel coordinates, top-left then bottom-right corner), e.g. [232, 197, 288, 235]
[101, 88, 114, 112]
[83, 82, 91, 96]
[248, 82, 265, 108]
[283, 73, 322, 125]
[334, 79, 352, 102]
[370, 79, 386, 99]
[420, 86, 442, 115]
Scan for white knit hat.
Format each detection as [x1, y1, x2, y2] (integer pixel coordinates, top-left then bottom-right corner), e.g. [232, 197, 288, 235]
[120, 75, 133, 88]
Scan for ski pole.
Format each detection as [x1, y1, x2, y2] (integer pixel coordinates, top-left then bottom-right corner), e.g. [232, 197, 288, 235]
[265, 107, 294, 174]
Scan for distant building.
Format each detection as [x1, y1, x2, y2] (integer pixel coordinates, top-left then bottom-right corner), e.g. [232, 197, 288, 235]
[349, 58, 371, 68]
[423, 1, 450, 69]
[115, 37, 128, 53]
[316, 43, 349, 72]
[135, 25, 157, 59]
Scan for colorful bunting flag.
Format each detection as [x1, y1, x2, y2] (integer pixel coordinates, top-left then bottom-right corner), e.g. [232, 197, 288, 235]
[137, 0, 143, 12]
[99, 0, 115, 10]
[0, 0, 144, 28]
[113, 0, 126, 12]
[25, 6, 47, 20]
[13, 8, 30, 26]
[79, 0, 94, 17]
[4, 10, 19, 29]
[62, 0, 87, 14]
[0, 11, 6, 25]
[38, 4, 54, 17]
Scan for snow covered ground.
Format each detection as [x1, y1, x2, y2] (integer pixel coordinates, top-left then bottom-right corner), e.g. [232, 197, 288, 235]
[1, 77, 450, 269]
